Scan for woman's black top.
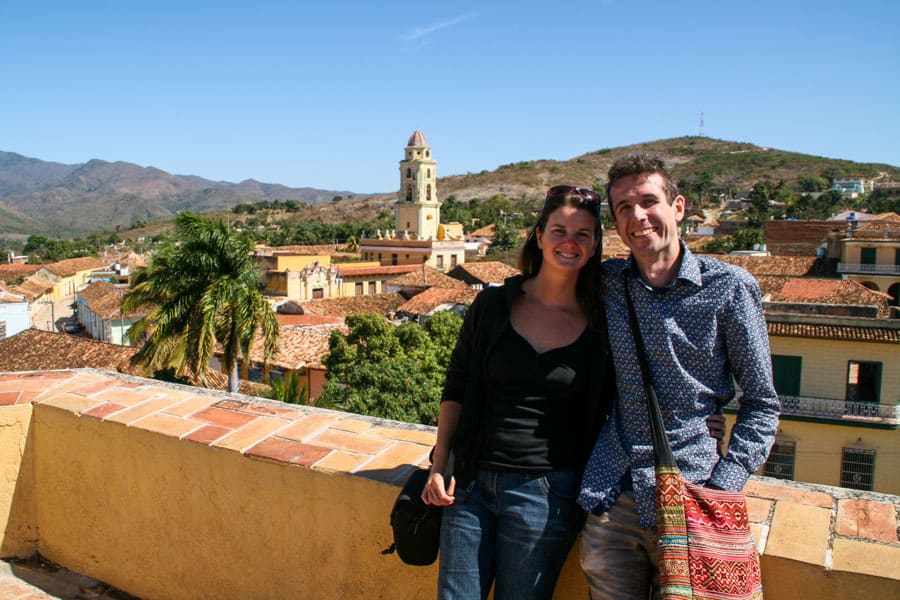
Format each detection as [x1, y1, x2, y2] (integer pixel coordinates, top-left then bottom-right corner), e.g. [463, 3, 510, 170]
[441, 275, 614, 488]
[478, 324, 592, 472]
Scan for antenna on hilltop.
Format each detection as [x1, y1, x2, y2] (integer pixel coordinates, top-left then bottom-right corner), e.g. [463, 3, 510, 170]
[699, 111, 705, 137]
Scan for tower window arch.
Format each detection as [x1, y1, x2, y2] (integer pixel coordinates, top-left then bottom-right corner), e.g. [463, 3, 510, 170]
[406, 167, 411, 179]
[406, 185, 413, 202]
[427, 168, 431, 178]
[425, 150, 430, 158]
[426, 184, 432, 201]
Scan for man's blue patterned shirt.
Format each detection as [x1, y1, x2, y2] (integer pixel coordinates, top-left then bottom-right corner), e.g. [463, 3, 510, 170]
[578, 243, 780, 527]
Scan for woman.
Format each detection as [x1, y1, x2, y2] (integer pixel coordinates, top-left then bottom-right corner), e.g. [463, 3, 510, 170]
[422, 185, 612, 600]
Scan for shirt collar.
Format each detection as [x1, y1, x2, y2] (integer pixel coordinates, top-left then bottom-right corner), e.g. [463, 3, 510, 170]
[625, 240, 702, 289]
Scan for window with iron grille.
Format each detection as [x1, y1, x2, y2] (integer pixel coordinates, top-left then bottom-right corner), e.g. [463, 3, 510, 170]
[840, 448, 875, 491]
[764, 439, 796, 480]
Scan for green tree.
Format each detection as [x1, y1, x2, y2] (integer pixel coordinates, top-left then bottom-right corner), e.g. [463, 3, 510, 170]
[701, 227, 764, 254]
[748, 182, 772, 226]
[319, 311, 462, 425]
[798, 176, 829, 193]
[122, 212, 279, 393]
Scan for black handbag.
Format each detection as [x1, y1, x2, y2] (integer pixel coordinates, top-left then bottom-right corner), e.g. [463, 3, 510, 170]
[386, 468, 443, 566]
[385, 452, 453, 566]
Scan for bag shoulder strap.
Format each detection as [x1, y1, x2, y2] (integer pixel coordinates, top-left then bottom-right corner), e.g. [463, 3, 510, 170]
[622, 273, 677, 468]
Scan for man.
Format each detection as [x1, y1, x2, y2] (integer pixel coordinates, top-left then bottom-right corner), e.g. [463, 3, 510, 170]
[577, 154, 780, 599]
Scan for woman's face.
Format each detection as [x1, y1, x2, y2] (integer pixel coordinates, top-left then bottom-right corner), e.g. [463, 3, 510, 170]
[535, 205, 599, 273]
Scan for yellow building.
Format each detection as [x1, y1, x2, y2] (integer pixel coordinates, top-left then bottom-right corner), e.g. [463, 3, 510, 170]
[835, 216, 900, 308]
[729, 312, 900, 495]
[360, 131, 466, 272]
[34, 257, 108, 300]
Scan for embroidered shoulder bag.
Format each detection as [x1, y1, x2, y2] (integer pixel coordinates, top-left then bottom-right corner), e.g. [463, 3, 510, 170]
[624, 276, 764, 600]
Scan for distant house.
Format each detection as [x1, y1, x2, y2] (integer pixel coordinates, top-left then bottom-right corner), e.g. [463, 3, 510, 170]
[834, 213, 900, 308]
[75, 281, 148, 345]
[0, 289, 30, 339]
[830, 178, 874, 198]
[34, 257, 108, 299]
[764, 220, 845, 257]
[0, 328, 138, 373]
[752, 311, 900, 495]
[0, 263, 41, 284]
[447, 261, 521, 290]
[0, 328, 262, 394]
[295, 292, 408, 319]
[396, 287, 479, 323]
[383, 265, 470, 297]
[234, 322, 348, 401]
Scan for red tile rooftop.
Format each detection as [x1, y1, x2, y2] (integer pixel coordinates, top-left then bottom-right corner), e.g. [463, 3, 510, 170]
[298, 292, 407, 318]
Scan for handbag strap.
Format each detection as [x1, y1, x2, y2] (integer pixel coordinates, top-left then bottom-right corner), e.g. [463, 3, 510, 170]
[622, 272, 677, 469]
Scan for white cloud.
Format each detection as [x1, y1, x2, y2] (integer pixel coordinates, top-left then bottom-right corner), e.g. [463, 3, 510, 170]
[401, 12, 478, 41]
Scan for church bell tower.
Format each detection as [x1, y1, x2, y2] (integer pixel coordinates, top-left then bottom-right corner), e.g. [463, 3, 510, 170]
[397, 130, 440, 240]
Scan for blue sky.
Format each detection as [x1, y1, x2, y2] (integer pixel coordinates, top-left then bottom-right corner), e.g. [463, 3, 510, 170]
[2, 1, 898, 193]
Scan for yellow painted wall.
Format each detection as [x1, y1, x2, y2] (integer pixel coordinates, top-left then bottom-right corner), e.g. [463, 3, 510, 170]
[725, 414, 900, 496]
[741, 333, 899, 495]
[774, 420, 900, 495]
[769, 336, 898, 402]
[0, 403, 36, 557]
[842, 240, 900, 266]
[1, 397, 895, 599]
[31, 406, 437, 599]
[275, 254, 331, 271]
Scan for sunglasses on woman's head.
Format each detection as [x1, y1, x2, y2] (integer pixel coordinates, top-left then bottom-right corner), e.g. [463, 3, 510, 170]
[545, 185, 602, 207]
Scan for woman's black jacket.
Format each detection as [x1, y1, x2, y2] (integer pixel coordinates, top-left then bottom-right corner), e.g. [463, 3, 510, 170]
[440, 275, 613, 488]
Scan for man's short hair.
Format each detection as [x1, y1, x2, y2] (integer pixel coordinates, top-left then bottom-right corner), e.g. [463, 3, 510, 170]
[606, 153, 679, 207]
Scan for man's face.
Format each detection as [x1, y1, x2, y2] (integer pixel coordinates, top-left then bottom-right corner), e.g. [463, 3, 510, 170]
[609, 173, 685, 261]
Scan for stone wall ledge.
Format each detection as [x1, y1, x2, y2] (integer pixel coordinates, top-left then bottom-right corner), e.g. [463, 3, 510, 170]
[1, 368, 898, 599]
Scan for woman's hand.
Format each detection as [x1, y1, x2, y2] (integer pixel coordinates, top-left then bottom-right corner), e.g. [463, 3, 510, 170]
[421, 470, 456, 506]
[706, 411, 727, 455]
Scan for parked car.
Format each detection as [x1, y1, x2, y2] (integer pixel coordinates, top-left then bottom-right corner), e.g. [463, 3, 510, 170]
[61, 320, 84, 334]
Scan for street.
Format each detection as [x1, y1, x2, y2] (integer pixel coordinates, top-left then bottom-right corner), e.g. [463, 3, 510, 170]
[33, 296, 75, 332]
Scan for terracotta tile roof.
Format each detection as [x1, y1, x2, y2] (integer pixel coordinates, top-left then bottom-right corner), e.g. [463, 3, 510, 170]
[684, 235, 716, 250]
[0, 328, 138, 373]
[248, 323, 348, 370]
[387, 266, 471, 290]
[275, 314, 345, 327]
[447, 261, 521, 286]
[397, 287, 479, 316]
[766, 321, 900, 343]
[9, 276, 55, 301]
[0, 288, 28, 303]
[712, 255, 829, 277]
[298, 292, 408, 318]
[39, 257, 108, 277]
[335, 264, 420, 277]
[763, 221, 843, 256]
[77, 281, 148, 319]
[844, 218, 900, 240]
[767, 278, 892, 317]
[600, 232, 630, 258]
[754, 275, 792, 297]
[0, 264, 41, 282]
[0, 328, 264, 394]
[468, 223, 496, 238]
[255, 244, 357, 258]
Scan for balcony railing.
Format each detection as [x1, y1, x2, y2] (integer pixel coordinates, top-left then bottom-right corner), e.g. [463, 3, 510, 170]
[727, 395, 900, 424]
[837, 263, 900, 274]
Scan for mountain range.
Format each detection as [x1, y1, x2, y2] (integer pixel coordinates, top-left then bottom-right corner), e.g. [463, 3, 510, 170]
[0, 151, 367, 239]
[2, 137, 898, 240]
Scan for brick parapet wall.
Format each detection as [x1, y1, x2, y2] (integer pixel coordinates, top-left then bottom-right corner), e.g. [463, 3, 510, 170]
[0, 369, 898, 598]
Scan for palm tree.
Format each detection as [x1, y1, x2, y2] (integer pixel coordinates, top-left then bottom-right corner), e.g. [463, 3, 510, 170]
[123, 212, 278, 393]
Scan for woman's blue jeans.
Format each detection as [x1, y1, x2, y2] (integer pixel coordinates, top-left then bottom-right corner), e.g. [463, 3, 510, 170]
[437, 468, 585, 600]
